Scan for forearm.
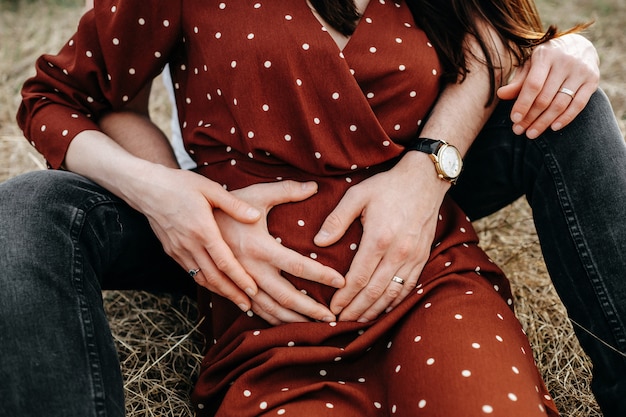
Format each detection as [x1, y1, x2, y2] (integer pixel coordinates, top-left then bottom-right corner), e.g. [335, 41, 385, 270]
[99, 111, 180, 169]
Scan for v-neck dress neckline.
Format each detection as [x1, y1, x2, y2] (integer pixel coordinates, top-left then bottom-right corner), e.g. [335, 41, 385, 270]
[305, 0, 374, 54]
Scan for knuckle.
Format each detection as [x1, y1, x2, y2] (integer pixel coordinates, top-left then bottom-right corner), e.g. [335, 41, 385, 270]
[373, 230, 394, 251]
[363, 284, 385, 302]
[386, 285, 402, 299]
[533, 93, 552, 109]
[351, 274, 370, 290]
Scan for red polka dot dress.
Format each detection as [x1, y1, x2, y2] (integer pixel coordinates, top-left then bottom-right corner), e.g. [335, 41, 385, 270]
[18, 1, 560, 416]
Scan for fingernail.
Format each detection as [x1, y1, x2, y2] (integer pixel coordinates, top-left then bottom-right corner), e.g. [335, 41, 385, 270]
[321, 316, 335, 323]
[301, 181, 316, 191]
[245, 287, 256, 297]
[237, 303, 249, 312]
[315, 229, 330, 241]
[512, 124, 525, 135]
[526, 129, 539, 139]
[511, 112, 523, 123]
[357, 317, 369, 323]
[246, 207, 261, 218]
[552, 122, 562, 131]
[385, 306, 393, 313]
[331, 277, 345, 288]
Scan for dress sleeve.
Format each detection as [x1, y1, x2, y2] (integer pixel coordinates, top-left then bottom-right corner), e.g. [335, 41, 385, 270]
[16, 0, 183, 168]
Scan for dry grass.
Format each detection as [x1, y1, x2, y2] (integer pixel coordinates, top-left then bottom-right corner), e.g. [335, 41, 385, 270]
[2, 0, 624, 416]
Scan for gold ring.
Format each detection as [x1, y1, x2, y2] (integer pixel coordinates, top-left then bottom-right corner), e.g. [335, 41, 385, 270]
[558, 87, 575, 99]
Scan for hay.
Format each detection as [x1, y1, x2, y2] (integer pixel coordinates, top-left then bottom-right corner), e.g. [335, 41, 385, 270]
[2, 0, 624, 416]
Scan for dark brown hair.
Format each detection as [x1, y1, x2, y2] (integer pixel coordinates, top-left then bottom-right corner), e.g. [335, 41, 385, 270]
[309, 0, 590, 102]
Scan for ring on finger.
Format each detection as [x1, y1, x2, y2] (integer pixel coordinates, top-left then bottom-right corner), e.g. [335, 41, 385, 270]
[557, 87, 575, 99]
[188, 268, 201, 278]
[391, 275, 405, 286]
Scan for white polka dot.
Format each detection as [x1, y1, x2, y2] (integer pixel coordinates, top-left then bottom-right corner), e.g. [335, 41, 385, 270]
[128, 68, 136, 75]
[374, 402, 382, 409]
[472, 343, 481, 349]
[302, 43, 310, 50]
[320, 369, 327, 376]
[163, 20, 170, 27]
[313, 117, 321, 124]
[424, 302, 432, 309]
[215, 32, 222, 39]
[398, 64, 406, 71]
[219, 3, 226, 9]
[110, 5, 116, 12]
[296, 79, 303, 86]
[86, 51, 93, 58]
[264, 61, 272, 68]
[247, 131, 255, 139]
[455, 314, 463, 320]
[395, 365, 401, 373]
[496, 335, 503, 342]
[253, 330, 261, 336]
[297, 220, 305, 226]
[247, 33, 255, 40]
[326, 403, 334, 409]
[259, 401, 268, 410]
[382, 140, 390, 147]
[61, 129, 69, 137]
[278, 409, 286, 415]
[350, 243, 358, 250]
[418, 400, 426, 409]
[369, 46, 377, 53]
[231, 61, 237, 68]
[413, 335, 422, 342]
[392, 405, 397, 413]
[512, 366, 520, 374]
[246, 310, 254, 317]
[349, 125, 357, 132]
[426, 358, 435, 365]
[138, 18, 145, 25]
[154, 51, 162, 58]
[314, 152, 322, 159]
[243, 390, 251, 397]
[462, 370, 472, 377]
[508, 393, 518, 401]
[112, 38, 120, 45]
[285, 15, 293, 20]
[197, 403, 205, 410]
[284, 134, 292, 141]
[310, 253, 318, 259]
[332, 92, 340, 100]
[482, 405, 494, 414]
[40, 125, 46, 132]
[358, 377, 366, 383]
[262, 104, 270, 111]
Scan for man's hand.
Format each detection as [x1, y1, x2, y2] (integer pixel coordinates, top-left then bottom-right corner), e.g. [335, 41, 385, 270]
[498, 33, 600, 138]
[315, 152, 449, 322]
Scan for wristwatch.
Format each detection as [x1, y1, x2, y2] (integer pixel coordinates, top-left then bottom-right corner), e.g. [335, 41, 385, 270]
[404, 138, 463, 184]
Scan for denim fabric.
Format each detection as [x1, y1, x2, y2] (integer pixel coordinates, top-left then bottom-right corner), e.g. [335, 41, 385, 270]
[1, 90, 624, 416]
[0, 170, 190, 417]
[451, 89, 626, 417]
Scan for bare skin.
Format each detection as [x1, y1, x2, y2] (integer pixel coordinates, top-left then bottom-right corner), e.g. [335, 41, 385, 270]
[91, 9, 600, 323]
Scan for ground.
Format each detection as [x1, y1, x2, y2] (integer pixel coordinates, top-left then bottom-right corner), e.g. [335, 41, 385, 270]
[2, 0, 624, 415]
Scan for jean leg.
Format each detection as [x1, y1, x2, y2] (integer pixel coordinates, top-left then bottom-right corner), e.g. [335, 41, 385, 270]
[0, 170, 190, 417]
[452, 90, 626, 417]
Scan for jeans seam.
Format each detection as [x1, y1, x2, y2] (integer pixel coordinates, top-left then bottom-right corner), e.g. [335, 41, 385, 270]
[538, 139, 626, 352]
[68, 195, 118, 417]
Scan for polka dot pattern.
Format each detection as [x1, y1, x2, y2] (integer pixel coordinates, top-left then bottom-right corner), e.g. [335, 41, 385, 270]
[20, 1, 558, 416]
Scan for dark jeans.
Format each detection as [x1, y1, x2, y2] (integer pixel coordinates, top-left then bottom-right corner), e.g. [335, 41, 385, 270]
[451, 89, 626, 417]
[0, 90, 624, 416]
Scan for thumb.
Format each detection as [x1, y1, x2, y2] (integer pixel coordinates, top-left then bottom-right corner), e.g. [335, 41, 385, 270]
[233, 180, 319, 211]
[497, 64, 527, 100]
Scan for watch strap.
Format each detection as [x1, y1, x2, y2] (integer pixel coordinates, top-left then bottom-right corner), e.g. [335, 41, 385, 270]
[404, 138, 444, 155]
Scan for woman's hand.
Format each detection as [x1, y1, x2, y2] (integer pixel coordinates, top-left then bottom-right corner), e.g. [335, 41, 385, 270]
[314, 152, 449, 322]
[214, 181, 345, 325]
[497, 33, 600, 138]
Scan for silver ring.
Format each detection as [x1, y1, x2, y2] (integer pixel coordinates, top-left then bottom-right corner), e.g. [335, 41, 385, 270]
[391, 275, 405, 285]
[557, 87, 575, 99]
[188, 268, 200, 278]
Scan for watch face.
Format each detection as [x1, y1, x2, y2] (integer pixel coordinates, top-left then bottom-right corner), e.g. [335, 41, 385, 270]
[439, 145, 462, 178]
